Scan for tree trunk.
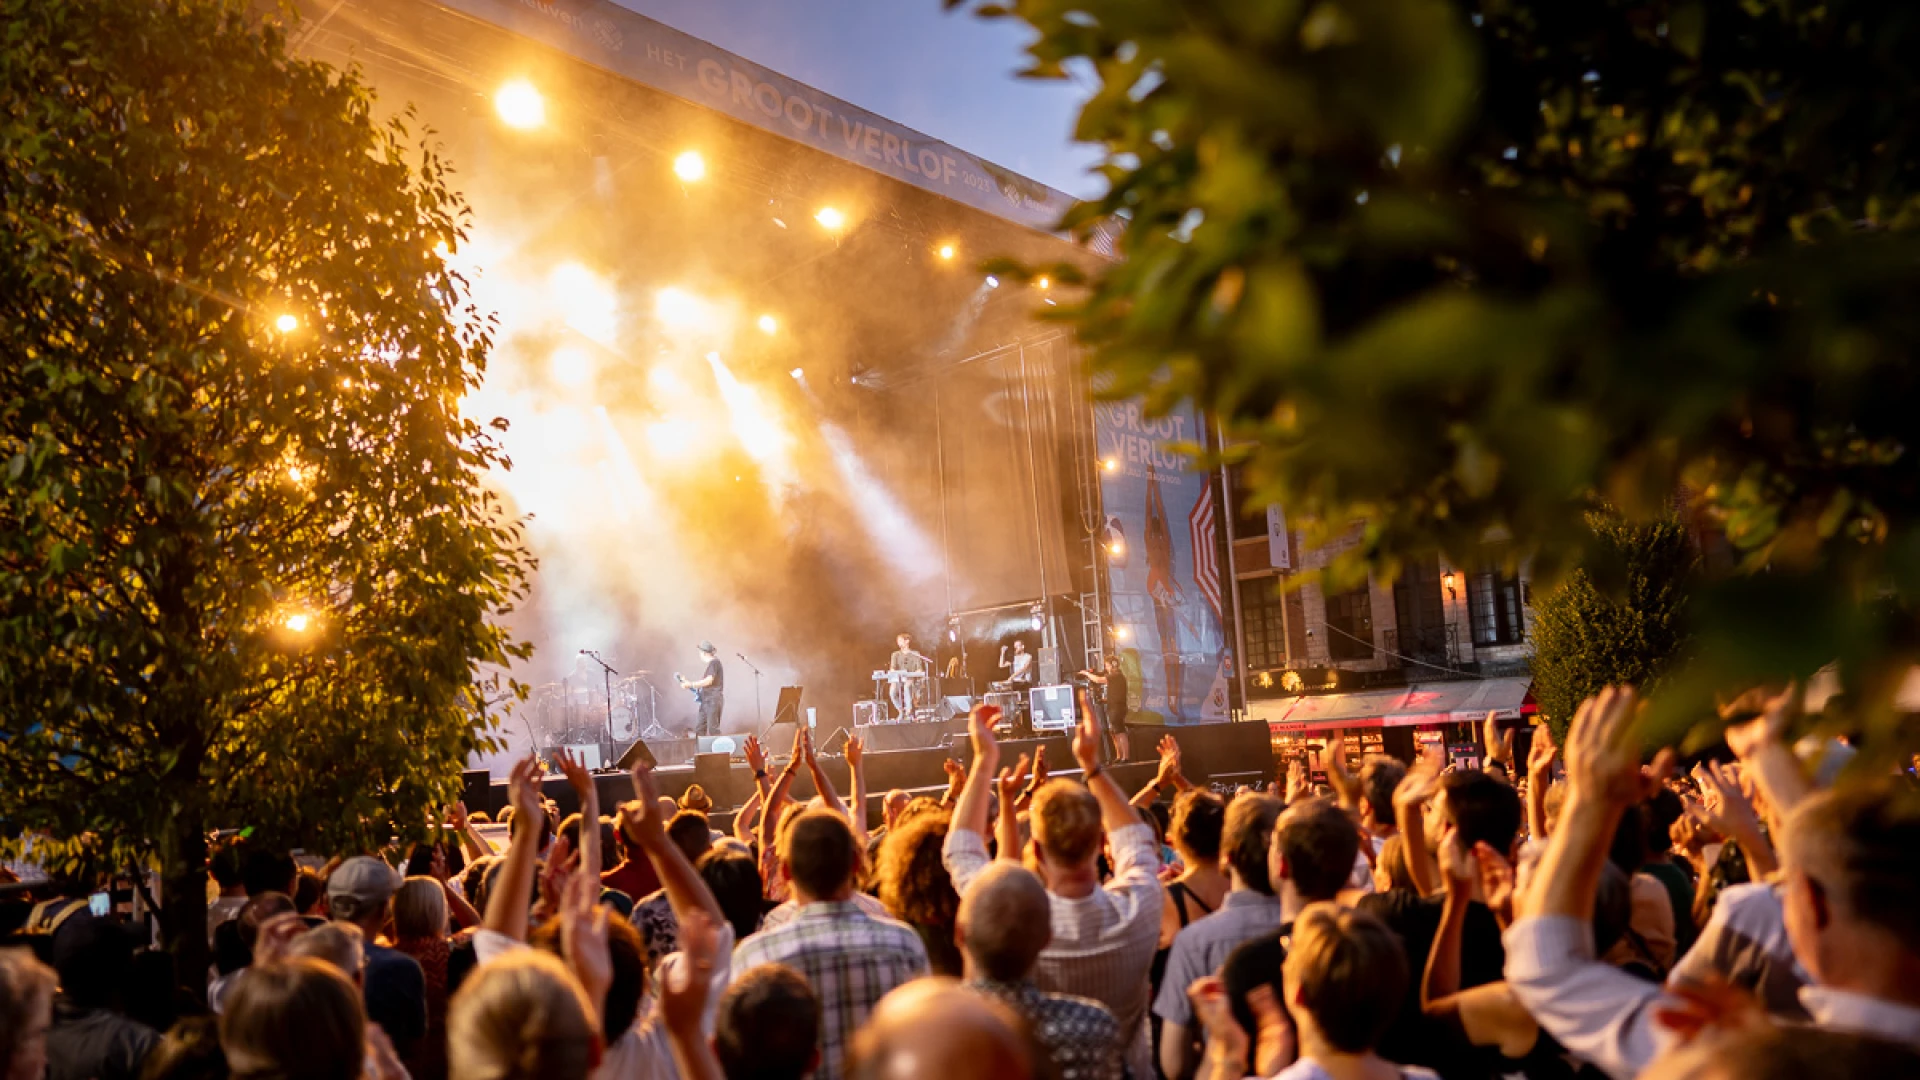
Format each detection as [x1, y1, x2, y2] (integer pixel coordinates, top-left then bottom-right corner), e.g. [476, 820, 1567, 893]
[159, 808, 210, 1002]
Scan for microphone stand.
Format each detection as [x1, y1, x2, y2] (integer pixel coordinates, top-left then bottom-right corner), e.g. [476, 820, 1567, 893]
[580, 650, 618, 764]
[914, 650, 938, 721]
[736, 652, 764, 731]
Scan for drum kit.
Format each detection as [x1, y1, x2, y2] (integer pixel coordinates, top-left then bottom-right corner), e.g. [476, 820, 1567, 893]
[529, 673, 666, 749]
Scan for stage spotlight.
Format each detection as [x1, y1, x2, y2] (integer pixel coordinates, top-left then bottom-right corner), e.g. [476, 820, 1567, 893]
[550, 346, 592, 388]
[1108, 537, 1126, 558]
[655, 287, 720, 335]
[815, 206, 846, 231]
[789, 367, 804, 380]
[937, 243, 956, 261]
[673, 150, 706, 182]
[758, 314, 778, 335]
[274, 313, 299, 333]
[549, 262, 617, 342]
[1114, 624, 1132, 642]
[494, 79, 545, 129]
[985, 275, 1000, 289]
[1036, 276, 1051, 290]
[1101, 456, 1119, 473]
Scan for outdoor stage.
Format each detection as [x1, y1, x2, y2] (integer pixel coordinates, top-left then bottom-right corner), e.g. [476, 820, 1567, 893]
[471, 719, 1276, 831]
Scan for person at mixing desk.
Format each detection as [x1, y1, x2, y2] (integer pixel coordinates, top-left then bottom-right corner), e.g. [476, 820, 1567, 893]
[1077, 654, 1130, 762]
[998, 638, 1035, 688]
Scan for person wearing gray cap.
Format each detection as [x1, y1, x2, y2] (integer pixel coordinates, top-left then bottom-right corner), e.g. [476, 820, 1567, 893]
[325, 856, 426, 1057]
[676, 640, 725, 737]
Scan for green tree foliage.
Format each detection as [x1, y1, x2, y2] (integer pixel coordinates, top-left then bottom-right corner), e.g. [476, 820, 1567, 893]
[0, 0, 532, 974]
[1530, 514, 1697, 743]
[955, 0, 1920, 760]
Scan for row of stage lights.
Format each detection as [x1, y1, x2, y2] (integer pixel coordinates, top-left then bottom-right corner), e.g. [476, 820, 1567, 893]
[490, 77, 980, 269]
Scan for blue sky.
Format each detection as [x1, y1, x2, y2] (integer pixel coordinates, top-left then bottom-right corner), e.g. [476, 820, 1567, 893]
[607, 0, 1104, 198]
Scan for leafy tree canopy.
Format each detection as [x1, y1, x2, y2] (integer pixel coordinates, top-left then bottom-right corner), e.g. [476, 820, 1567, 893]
[1530, 513, 1697, 743]
[956, 0, 1920, 760]
[0, 0, 531, 959]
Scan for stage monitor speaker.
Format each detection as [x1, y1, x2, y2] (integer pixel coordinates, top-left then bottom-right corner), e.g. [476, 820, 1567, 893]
[940, 695, 973, 720]
[1039, 646, 1062, 686]
[773, 686, 804, 727]
[692, 751, 735, 807]
[1029, 684, 1077, 732]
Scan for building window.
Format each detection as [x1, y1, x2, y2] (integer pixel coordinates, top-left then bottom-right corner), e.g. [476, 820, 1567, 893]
[1325, 584, 1375, 661]
[1239, 577, 1289, 671]
[1468, 568, 1525, 646]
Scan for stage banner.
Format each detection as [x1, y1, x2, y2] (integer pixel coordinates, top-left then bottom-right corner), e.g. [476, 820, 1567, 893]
[1095, 402, 1230, 724]
[428, 0, 1079, 234]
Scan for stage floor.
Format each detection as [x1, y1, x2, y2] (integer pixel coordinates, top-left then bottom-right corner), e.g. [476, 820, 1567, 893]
[479, 720, 1276, 830]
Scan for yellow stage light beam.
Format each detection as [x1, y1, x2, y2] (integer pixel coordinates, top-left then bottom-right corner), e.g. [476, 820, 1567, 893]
[704, 352, 792, 472]
[814, 206, 846, 231]
[549, 263, 617, 343]
[550, 346, 593, 388]
[655, 287, 721, 336]
[757, 314, 778, 335]
[495, 79, 545, 129]
[1101, 456, 1120, 473]
[673, 150, 706, 182]
[937, 243, 956, 261]
[645, 417, 702, 460]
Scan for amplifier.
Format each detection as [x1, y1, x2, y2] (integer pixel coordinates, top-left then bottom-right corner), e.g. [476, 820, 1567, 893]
[1029, 684, 1077, 732]
[982, 691, 1023, 712]
[852, 700, 887, 727]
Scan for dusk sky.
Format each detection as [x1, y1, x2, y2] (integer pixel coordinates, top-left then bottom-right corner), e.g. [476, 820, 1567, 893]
[608, 0, 1105, 198]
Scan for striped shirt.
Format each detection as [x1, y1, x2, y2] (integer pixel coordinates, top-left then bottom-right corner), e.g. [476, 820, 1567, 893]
[945, 822, 1164, 1079]
[731, 900, 928, 1080]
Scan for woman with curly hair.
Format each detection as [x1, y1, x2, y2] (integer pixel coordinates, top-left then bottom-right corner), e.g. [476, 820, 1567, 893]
[873, 811, 963, 976]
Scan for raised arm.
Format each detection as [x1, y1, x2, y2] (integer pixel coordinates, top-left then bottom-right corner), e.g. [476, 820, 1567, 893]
[626, 762, 725, 925]
[801, 730, 850, 820]
[1724, 686, 1811, 836]
[1423, 833, 1474, 1013]
[996, 752, 1032, 862]
[743, 735, 772, 804]
[954, 705, 1004, 840]
[449, 802, 494, 859]
[1692, 761, 1778, 880]
[758, 736, 802, 871]
[557, 748, 601, 879]
[845, 734, 870, 847]
[1526, 725, 1557, 842]
[733, 785, 764, 847]
[484, 755, 545, 942]
[1394, 749, 1444, 897]
[1325, 732, 1362, 810]
[1017, 745, 1048, 813]
[1073, 688, 1137, 833]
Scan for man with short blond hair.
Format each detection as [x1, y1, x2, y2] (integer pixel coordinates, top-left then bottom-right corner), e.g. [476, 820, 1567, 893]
[945, 699, 1164, 1080]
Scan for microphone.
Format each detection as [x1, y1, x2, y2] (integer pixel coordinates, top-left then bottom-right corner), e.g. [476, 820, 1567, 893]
[736, 652, 749, 661]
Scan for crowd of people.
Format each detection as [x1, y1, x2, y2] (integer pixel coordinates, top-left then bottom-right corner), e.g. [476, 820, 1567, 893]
[2, 683, 1918, 1080]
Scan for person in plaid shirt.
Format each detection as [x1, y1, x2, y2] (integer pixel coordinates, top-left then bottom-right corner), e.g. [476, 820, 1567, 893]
[732, 807, 927, 1080]
[958, 860, 1123, 1080]
[945, 697, 1165, 1080]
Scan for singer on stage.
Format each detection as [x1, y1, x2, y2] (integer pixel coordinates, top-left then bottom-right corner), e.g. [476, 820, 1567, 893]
[677, 640, 724, 736]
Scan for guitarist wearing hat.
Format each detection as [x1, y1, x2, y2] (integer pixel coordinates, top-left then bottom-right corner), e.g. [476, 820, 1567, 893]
[676, 640, 725, 736]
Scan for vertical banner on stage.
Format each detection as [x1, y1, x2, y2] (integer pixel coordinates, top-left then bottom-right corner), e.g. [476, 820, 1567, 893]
[1095, 402, 1230, 724]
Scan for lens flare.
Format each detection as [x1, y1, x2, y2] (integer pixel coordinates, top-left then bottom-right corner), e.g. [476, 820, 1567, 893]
[673, 150, 706, 181]
[757, 314, 778, 335]
[814, 206, 846, 231]
[495, 79, 545, 129]
[274, 313, 299, 333]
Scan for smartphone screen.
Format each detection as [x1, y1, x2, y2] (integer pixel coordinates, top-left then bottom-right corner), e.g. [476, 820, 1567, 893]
[89, 892, 110, 917]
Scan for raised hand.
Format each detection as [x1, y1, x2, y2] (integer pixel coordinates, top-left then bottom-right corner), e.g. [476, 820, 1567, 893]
[1693, 761, 1761, 840]
[448, 801, 470, 832]
[1483, 711, 1514, 766]
[508, 754, 546, 822]
[1284, 756, 1310, 805]
[969, 704, 1003, 771]
[661, 908, 722, 1035]
[996, 752, 1033, 804]
[1187, 974, 1251, 1067]
[845, 733, 865, 770]
[1527, 722, 1557, 778]
[1394, 747, 1444, 812]
[788, 723, 807, 768]
[559, 866, 612, 1015]
[1563, 686, 1671, 808]
[941, 757, 966, 806]
[1155, 734, 1184, 786]
[1470, 841, 1517, 928]
[1725, 684, 1796, 762]
[556, 746, 594, 797]
[1071, 686, 1101, 769]
[742, 734, 767, 776]
[1028, 744, 1050, 792]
